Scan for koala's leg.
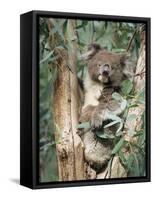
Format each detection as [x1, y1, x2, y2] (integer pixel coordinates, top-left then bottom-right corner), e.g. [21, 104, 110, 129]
[107, 99, 127, 115]
[82, 130, 113, 172]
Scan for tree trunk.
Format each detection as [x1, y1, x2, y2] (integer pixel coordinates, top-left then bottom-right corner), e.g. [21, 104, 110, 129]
[53, 20, 85, 181]
[124, 26, 145, 134]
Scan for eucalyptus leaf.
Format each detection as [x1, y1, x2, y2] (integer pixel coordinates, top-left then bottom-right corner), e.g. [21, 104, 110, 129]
[128, 103, 139, 108]
[133, 130, 144, 137]
[119, 150, 127, 165]
[96, 132, 115, 139]
[132, 154, 140, 176]
[112, 92, 122, 101]
[107, 113, 122, 122]
[111, 138, 125, 155]
[40, 50, 54, 64]
[77, 122, 90, 129]
[104, 120, 120, 128]
[127, 154, 134, 170]
[116, 121, 124, 133]
[137, 89, 145, 101]
[121, 79, 133, 95]
[121, 99, 127, 110]
[116, 131, 123, 137]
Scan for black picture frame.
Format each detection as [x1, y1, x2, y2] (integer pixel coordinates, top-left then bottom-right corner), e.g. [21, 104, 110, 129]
[20, 10, 151, 189]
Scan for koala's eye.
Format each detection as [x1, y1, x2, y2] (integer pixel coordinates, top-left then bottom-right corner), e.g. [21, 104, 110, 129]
[98, 64, 102, 67]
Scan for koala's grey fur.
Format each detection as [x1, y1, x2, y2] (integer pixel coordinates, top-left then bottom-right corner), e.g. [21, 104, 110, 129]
[78, 44, 135, 172]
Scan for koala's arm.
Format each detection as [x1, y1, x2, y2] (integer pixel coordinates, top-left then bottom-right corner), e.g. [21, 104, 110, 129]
[79, 105, 96, 123]
[91, 96, 126, 129]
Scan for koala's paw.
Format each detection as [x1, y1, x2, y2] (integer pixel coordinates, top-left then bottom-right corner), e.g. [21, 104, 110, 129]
[91, 113, 103, 130]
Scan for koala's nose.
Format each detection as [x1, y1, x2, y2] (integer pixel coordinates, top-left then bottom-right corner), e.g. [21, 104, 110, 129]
[102, 64, 110, 76]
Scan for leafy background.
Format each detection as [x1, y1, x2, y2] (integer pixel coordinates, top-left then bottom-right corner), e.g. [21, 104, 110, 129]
[39, 17, 145, 182]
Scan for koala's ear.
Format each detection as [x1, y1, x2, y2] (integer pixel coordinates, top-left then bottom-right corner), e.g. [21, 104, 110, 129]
[120, 53, 135, 78]
[80, 43, 101, 61]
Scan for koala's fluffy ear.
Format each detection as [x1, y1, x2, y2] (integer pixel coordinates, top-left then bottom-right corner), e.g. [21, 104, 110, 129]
[80, 43, 101, 61]
[120, 53, 135, 78]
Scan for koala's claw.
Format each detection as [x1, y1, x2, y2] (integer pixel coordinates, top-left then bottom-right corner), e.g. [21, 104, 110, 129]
[91, 114, 103, 130]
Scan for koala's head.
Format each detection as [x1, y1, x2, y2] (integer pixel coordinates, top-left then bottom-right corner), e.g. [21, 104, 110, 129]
[82, 43, 134, 87]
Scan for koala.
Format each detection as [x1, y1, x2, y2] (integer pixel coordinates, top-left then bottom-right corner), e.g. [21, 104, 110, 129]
[78, 43, 134, 172]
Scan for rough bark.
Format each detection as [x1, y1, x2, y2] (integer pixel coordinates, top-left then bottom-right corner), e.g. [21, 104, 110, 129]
[124, 27, 145, 136]
[53, 20, 85, 181]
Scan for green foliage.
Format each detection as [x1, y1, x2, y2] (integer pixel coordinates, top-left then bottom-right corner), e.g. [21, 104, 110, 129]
[121, 79, 133, 95]
[111, 138, 125, 155]
[112, 92, 122, 101]
[103, 84, 145, 177]
[104, 120, 121, 129]
[39, 17, 145, 181]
